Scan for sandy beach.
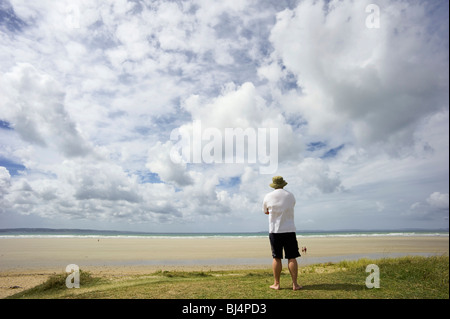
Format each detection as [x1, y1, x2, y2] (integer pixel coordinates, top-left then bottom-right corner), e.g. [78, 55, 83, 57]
[0, 236, 448, 298]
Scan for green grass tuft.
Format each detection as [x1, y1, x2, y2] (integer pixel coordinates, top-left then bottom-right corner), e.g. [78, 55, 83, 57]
[6, 256, 449, 299]
[6, 270, 103, 299]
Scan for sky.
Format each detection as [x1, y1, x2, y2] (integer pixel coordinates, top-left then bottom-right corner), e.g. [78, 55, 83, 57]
[0, 0, 448, 233]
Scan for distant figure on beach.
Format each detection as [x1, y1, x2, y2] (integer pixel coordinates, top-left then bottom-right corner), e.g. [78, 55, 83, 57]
[263, 176, 302, 291]
[301, 246, 307, 254]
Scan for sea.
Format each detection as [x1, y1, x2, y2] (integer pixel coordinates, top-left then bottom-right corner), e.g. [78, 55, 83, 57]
[0, 228, 448, 239]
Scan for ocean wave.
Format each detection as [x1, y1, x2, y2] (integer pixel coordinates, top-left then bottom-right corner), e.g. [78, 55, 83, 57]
[296, 232, 449, 238]
[0, 234, 265, 239]
[0, 232, 448, 239]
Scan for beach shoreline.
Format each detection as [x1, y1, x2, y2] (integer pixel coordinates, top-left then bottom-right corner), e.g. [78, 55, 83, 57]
[1, 235, 448, 298]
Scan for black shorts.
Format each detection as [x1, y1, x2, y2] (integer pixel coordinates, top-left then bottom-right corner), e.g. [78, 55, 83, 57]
[269, 232, 301, 259]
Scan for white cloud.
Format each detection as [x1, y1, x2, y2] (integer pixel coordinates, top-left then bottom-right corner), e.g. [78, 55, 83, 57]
[427, 192, 449, 210]
[1, 63, 93, 157]
[293, 158, 343, 197]
[60, 160, 141, 203]
[405, 191, 449, 222]
[0, 167, 11, 201]
[180, 81, 302, 163]
[265, 0, 448, 151]
[146, 141, 193, 187]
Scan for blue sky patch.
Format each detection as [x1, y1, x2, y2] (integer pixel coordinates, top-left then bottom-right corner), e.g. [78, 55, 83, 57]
[219, 176, 241, 189]
[0, 1, 27, 33]
[138, 172, 162, 184]
[0, 157, 26, 176]
[0, 119, 13, 130]
[307, 141, 327, 151]
[321, 144, 345, 159]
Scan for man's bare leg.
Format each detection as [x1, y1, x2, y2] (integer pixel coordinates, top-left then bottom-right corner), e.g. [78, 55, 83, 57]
[270, 258, 282, 290]
[288, 258, 302, 290]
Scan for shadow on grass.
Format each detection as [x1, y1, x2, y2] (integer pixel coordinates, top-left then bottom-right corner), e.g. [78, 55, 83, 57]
[301, 283, 364, 291]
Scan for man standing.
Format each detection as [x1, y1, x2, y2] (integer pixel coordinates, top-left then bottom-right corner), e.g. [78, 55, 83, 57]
[263, 176, 302, 290]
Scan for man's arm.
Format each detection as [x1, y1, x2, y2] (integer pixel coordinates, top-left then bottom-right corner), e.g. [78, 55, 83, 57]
[263, 200, 269, 215]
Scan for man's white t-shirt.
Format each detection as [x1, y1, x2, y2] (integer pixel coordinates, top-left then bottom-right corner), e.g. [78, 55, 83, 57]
[262, 188, 296, 233]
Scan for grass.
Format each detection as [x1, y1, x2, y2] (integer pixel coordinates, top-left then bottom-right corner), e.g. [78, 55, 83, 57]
[6, 256, 449, 299]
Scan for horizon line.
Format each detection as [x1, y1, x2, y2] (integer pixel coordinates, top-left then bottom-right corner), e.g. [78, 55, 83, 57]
[0, 227, 448, 234]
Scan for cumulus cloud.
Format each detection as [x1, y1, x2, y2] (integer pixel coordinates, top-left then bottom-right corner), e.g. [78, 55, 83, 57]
[1, 158, 186, 224]
[264, 0, 448, 152]
[294, 158, 343, 196]
[146, 141, 194, 187]
[178, 81, 302, 167]
[427, 192, 449, 211]
[0, 167, 11, 201]
[0, 63, 93, 157]
[62, 160, 142, 203]
[406, 191, 449, 222]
